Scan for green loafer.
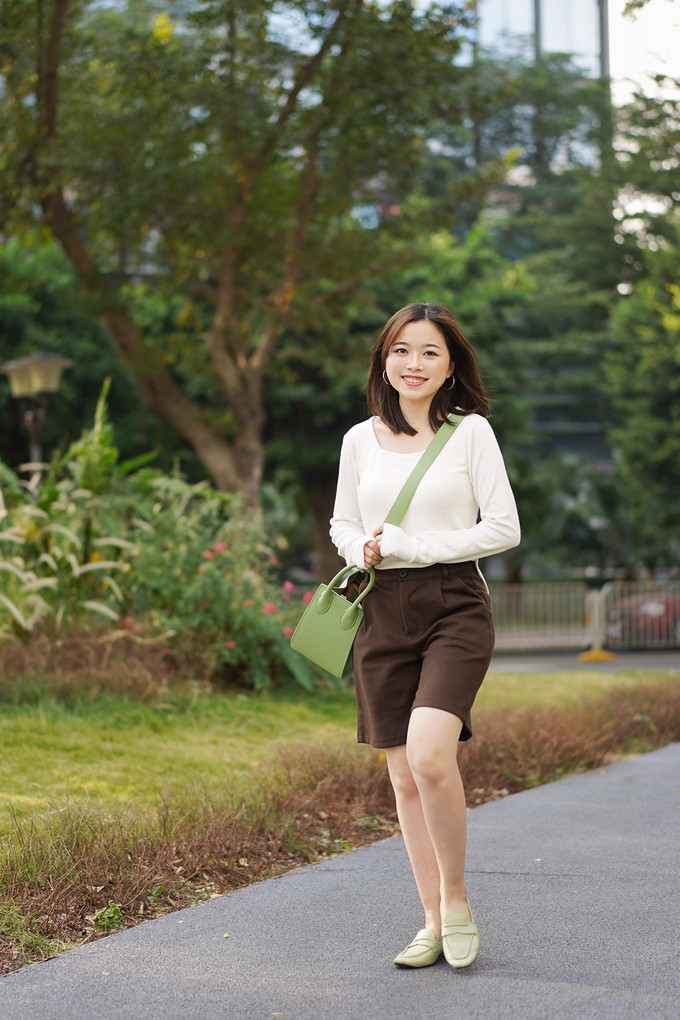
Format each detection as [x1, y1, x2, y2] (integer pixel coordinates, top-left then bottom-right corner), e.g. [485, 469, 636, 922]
[393, 928, 443, 968]
[441, 900, 479, 969]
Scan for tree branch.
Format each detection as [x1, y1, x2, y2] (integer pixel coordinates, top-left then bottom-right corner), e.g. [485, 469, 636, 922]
[204, 202, 250, 408]
[250, 145, 320, 374]
[33, 8, 242, 492]
[247, 6, 362, 376]
[40, 192, 241, 489]
[250, 0, 359, 178]
[38, 0, 71, 141]
[207, 1, 363, 396]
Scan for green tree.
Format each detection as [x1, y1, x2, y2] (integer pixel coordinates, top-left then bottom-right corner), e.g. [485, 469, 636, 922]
[414, 50, 618, 464]
[1, 0, 486, 505]
[603, 228, 680, 568]
[0, 236, 157, 468]
[266, 220, 538, 579]
[613, 75, 680, 259]
[267, 57, 680, 580]
[432, 53, 620, 577]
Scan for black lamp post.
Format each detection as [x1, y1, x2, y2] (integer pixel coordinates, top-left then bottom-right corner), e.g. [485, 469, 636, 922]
[0, 352, 74, 466]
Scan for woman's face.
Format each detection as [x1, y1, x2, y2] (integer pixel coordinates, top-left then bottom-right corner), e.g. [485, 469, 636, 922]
[384, 320, 453, 409]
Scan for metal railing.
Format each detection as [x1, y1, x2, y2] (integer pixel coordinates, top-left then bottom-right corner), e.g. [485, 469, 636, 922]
[489, 580, 680, 653]
[489, 582, 588, 652]
[600, 581, 680, 651]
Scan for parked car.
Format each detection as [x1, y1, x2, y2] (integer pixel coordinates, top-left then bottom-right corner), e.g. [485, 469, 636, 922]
[606, 592, 680, 649]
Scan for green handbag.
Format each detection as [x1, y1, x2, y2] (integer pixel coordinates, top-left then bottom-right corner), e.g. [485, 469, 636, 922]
[289, 414, 463, 678]
[289, 563, 376, 678]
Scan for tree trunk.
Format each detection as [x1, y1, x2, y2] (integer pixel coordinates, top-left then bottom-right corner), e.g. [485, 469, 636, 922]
[503, 561, 524, 584]
[308, 481, 343, 583]
[233, 417, 266, 508]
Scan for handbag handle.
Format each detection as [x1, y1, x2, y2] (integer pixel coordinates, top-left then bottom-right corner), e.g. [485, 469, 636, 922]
[384, 413, 464, 527]
[317, 563, 376, 627]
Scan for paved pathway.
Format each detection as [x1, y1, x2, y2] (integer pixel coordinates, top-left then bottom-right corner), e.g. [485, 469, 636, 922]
[491, 649, 680, 672]
[2, 743, 679, 1020]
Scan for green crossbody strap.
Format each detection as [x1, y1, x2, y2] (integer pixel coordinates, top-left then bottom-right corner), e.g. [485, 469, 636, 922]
[383, 413, 464, 528]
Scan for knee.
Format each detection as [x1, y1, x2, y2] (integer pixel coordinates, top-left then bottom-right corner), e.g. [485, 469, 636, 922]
[388, 762, 420, 803]
[407, 746, 453, 789]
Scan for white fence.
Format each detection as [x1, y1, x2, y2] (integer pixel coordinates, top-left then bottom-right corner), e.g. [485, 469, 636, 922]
[489, 580, 680, 653]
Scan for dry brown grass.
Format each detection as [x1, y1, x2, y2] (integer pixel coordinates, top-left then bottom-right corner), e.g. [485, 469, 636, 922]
[0, 631, 203, 703]
[0, 744, 395, 975]
[460, 681, 680, 803]
[2, 680, 679, 976]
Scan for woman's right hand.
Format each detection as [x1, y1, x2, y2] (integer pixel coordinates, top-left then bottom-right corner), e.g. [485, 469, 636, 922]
[363, 534, 383, 568]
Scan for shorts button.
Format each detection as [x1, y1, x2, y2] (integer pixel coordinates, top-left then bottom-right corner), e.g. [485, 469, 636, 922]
[398, 569, 408, 579]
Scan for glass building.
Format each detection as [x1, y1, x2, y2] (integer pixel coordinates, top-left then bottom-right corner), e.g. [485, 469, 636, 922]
[475, 0, 609, 78]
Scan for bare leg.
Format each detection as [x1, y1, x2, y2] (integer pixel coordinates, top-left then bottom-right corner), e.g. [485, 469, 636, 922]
[384, 745, 442, 937]
[406, 706, 469, 920]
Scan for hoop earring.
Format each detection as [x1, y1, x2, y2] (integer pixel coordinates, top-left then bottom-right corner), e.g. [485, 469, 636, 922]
[382, 370, 391, 386]
[443, 375, 455, 390]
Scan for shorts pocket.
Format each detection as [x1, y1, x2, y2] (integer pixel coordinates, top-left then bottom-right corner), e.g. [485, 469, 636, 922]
[440, 572, 490, 610]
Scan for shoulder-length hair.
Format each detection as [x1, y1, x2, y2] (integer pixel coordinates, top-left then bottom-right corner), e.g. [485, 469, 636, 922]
[366, 302, 489, 435]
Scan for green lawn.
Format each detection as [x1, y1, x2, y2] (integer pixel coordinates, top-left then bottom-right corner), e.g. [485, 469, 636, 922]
[474, 666, 678, 711]
[0, 687, 358, 833]
[1, 666, 676, 837]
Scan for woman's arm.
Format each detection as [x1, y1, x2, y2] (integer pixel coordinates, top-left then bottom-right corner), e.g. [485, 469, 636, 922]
[329, 432, 376, 568]
[378, 417, 520, 564]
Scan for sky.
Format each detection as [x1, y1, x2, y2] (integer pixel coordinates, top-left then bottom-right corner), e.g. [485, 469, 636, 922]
[608, 0, 680, 101]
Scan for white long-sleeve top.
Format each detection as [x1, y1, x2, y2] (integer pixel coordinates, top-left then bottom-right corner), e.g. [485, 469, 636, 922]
[329, 414, 520, 571]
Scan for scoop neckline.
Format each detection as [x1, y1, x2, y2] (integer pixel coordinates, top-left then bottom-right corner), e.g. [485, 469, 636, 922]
[370, 417, 432, 455]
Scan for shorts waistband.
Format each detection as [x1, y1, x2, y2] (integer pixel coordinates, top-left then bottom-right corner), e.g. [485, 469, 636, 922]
[373, 562, 477, 581]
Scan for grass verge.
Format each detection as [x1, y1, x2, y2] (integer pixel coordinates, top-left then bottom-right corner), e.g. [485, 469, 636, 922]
[2, 666, 675, 831]
[1, 670, 679, 977]
[0, 686, 358, 831]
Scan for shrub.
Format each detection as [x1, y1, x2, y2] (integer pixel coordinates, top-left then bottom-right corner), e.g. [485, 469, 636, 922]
[125, 479, 312, 689]
[0, 385, 316, 690]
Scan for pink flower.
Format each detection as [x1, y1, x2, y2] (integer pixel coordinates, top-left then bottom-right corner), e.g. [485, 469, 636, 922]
[132, 624, 142, 635]
[212, 542, 228, 553]
[242, 599, 255, 608]
[302, 591, 314, 605]
[163, 647, 172, 657]
[123, 616, 134, 628]
[282, 626, 294, 638]
[263, 602, 278, 614]
[270, 554, 279, 566]
[283, 581, 295, 593]
[203, 550, 215, 560]
[226, 640, 236, 650]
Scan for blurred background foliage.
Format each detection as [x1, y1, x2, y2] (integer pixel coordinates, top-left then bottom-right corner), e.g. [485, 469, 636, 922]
[1, 0, 679, 609]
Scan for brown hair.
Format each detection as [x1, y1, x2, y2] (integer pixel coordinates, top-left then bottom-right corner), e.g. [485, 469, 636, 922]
[366, 302, 489, 435]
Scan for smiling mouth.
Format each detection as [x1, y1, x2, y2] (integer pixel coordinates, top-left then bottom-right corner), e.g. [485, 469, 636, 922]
[402, 376, 425, 384]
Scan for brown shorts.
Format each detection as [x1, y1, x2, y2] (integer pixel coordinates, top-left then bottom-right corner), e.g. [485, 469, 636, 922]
[352, 562, 494, 748]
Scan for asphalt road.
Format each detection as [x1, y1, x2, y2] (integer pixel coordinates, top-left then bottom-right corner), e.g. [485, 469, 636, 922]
[2, 742, 679, 1020]
[490, 649, 680, 672]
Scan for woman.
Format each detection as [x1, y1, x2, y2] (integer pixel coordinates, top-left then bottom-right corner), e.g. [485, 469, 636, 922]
[329, 302, 520, 970]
